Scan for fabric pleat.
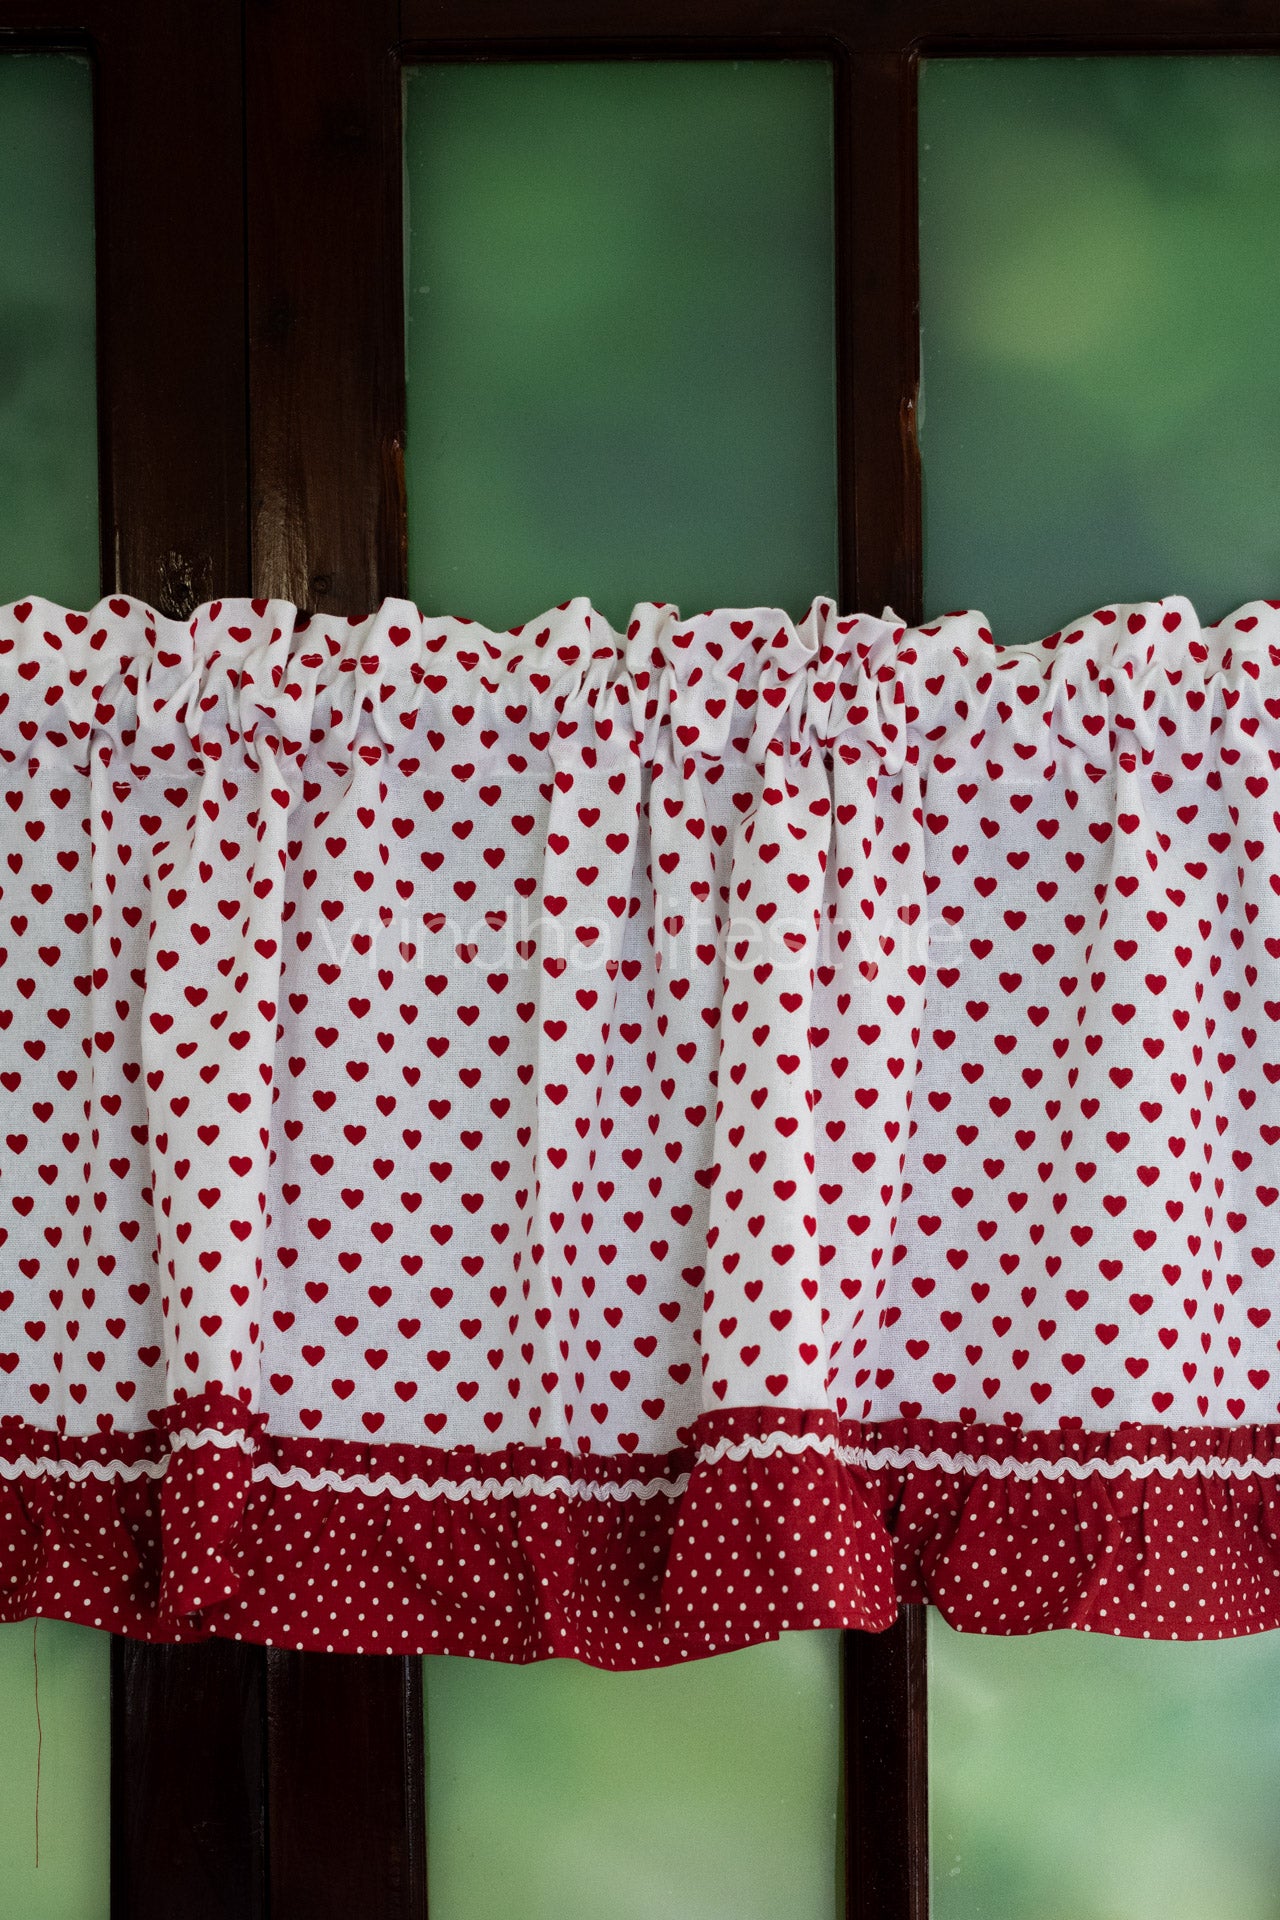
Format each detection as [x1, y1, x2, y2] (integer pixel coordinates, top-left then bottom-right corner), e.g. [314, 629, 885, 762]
[0, 588, 1279, 1662]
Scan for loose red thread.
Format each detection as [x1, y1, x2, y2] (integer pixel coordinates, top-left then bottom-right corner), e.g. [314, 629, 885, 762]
[33, 1617, 42, 1870]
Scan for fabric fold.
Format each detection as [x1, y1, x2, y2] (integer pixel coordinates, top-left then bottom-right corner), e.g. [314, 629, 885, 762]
[2, 587, 1280, 1662]
[138, 608, 288, 1412]
[702, 732, 830, 1413]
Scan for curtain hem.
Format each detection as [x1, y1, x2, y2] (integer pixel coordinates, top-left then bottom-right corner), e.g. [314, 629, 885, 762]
[5, 1399, 1280, 1664]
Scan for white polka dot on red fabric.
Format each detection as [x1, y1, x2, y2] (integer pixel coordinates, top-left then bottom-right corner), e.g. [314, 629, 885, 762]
[1, 590, 1280, 1662]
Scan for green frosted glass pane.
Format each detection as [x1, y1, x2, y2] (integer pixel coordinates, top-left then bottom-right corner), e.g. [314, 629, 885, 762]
[403, 60, 837, 630]
[411, 62, 841, 1920]
[0, 54, 97, 607]
[919, 56, 1280, 643]
[929, 1612, 1280, 1920]
[0, 1622, 110, 1920]
[0, 53, 104, 1920]
[424, 1632, 841, 1920]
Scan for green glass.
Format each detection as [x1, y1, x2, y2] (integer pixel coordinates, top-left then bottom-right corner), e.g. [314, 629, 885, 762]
[929, 1613, 1280, 1920]
[0, 53, 98, 607]
[919, 56, 1280, 643]
[403, 59, 838, 630]
[0, 50, 107, 1920]
[0, 1621, 111, 1920]
[923, 52, 1280, 1920]
[407, 58, 843, 1920]
[424, 1635, 842, 1920]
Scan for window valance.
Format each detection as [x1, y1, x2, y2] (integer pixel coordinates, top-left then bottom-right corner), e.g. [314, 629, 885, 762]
[2, 589, 1279, 1665]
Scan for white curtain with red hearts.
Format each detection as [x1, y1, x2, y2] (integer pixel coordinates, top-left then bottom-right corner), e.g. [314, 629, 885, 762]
[2, 588, 1280, 1665]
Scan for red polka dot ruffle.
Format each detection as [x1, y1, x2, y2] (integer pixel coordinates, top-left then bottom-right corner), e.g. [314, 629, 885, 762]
[1, 588, 1279, 1662]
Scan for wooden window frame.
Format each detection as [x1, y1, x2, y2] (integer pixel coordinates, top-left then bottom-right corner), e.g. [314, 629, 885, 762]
[0, 2, 1277, 1915]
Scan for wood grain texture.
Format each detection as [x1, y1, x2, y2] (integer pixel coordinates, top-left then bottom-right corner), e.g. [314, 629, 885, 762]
[111, 1639, 267, 1920]
[403, 0, 1280, 53]
[59, 6, 264, 1919]
[844, 1607, 929, 1920]
[246, 0, 406, 612]
[93, 0, 249, 610]
[246, 8, 427, 1916]
[265, 1651, 427, 1920]
[836, 29, 925, 1920]
[841, 46, 921, 620]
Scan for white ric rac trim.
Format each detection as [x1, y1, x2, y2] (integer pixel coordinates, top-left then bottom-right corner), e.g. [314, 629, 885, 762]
[251, 1459, 691, 1502]
[2, 1426, 1279, 1499]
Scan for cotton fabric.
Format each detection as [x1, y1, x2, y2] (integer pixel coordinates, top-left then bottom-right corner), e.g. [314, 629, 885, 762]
[2, 589, 1279, 1661]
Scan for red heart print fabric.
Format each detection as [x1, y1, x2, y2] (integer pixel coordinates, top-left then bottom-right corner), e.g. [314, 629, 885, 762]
[1, 590, 1279, 1663]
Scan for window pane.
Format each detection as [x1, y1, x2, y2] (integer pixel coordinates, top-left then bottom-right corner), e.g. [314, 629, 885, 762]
[929, 1612, 1280, 1920]
[410, 60, 844, 1920]
[408, 60, 841, 1920]
[919, 55, 1280, 642]
[403, 59, 837, 630]
[0, 1622, 110, 1920]
[922, 50, 1280, 1920]
[0, 53, 97, 607]
[424, 1632, 842, 1920]
[0, 52, 105, 1920]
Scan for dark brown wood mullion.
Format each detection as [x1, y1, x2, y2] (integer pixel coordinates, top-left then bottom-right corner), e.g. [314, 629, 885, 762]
[246, 0, 407, 615]
[264, 1651, 427, 1920]
[400, 0, 1280, 50]
[111, 1640, 267, 1920]
[244, 3, 425, 1916]
[841, 47, 921, 625]
[844, 1607, 929, 1920]
[0, 2, 266, 1917]
[87, 1, 266, 1914]
[836, 34, 928, 1920]
[90, 0, 251, 616]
